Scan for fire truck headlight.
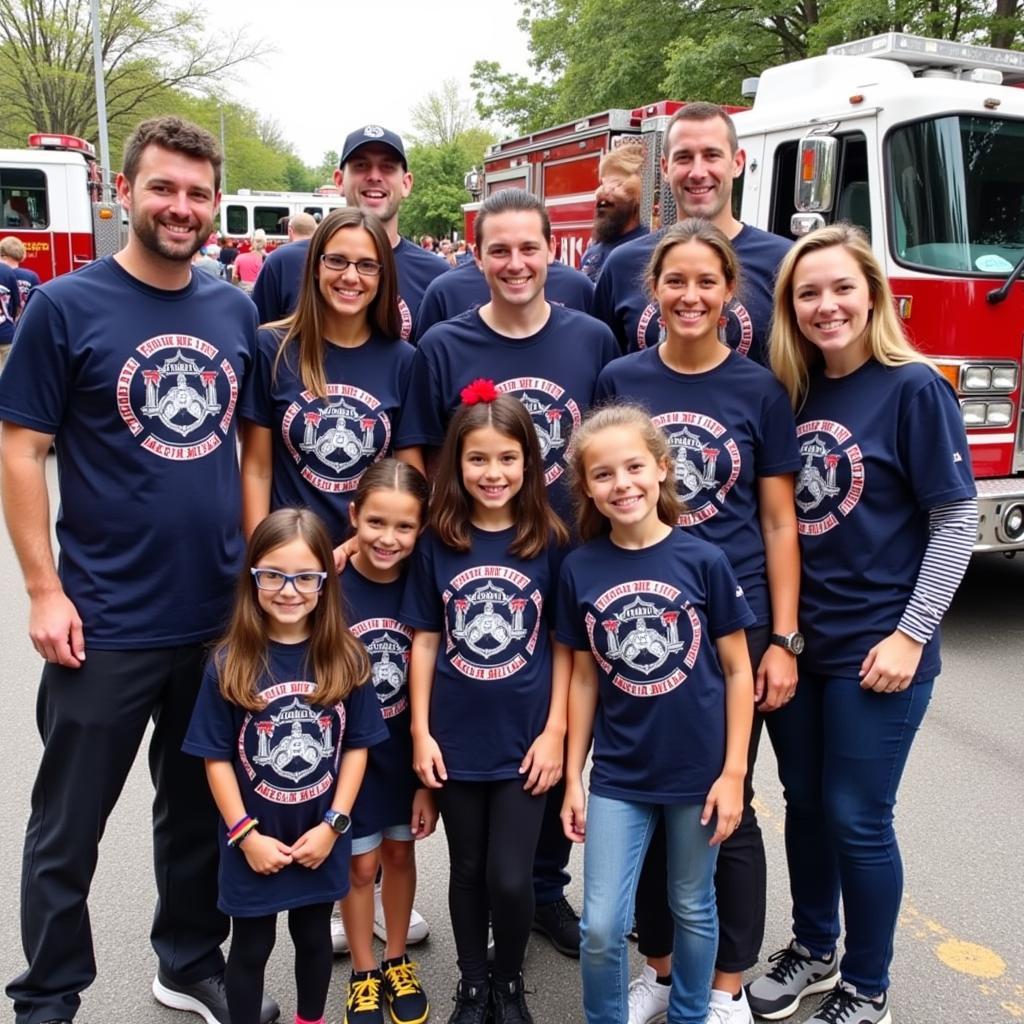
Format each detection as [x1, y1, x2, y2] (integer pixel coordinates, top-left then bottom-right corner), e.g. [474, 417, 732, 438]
[961, 401, 988, 426]
[1000, 503, 1024, 543]
[985, 401, 1013, 426]
[962, 366, 992, 390]
[991, 366, 1018, 391]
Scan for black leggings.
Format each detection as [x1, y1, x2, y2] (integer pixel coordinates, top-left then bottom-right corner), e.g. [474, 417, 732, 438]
[436, 778, 547, 985]
[226, 902, 334, 1024]
[635, 626, 769, 973]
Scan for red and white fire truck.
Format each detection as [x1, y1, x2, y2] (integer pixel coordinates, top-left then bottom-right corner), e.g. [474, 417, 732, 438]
[0, 133, 347, 279]
[0, 133, 123, 283]
[463, 32, 1024, 553]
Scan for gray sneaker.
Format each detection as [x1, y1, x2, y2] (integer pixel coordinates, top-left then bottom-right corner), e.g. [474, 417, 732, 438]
[806, 981, 890, 1024]
[745, 941, 839, 1019]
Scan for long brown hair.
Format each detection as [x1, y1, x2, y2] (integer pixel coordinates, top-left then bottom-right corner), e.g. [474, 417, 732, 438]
[770, 223, 935, 409]
[270, 207, 402, 398]
[215, 508, 370, 711]
[430, 395, 568, 558]
[568, 404, 682, 541]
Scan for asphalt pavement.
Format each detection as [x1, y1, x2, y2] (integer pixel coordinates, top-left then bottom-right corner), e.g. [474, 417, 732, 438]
[1, 455, 1022, 1023]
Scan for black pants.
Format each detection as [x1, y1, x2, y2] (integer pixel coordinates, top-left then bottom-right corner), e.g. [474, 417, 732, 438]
[7, 647, 228, 1024]
[226, 904, 333, 1024]
[635, 627, 770, 973]
[436, 778, 547, 985]
[532, 776, 572, 905]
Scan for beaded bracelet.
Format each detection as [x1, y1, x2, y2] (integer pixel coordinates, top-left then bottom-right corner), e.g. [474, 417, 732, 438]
[226, 815, 259, 848]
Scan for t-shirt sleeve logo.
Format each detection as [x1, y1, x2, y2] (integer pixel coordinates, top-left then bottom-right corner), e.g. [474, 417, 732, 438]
[117, 335, 239, 460]
[283, 384, 391, 493]
[240, 681, 344, 803]
[496, 377, 581, 486]
[795, 421, 865, 534]
[586, 581, 702, 697]
[653, 412, 741, 526]
[443, 565, 543, 680]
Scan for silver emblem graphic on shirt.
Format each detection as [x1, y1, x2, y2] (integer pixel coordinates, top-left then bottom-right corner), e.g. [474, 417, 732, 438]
[667, 427, 718, 502]
[139, 350, 222, 437]
[300, 396, 376, 472]
[452, 585, 528, 660]
[602, 596, 686, 675]
[795, 434, 842, 513]
[252, 697, 336, 784]
[367, 632, 408, 702]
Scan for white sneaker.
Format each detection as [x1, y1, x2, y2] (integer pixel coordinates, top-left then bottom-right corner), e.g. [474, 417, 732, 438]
[707, 987, 754, 1024]
[330, 903, 349, 955]
[628, 964, 670, 1024]
[372, 880, 430, 945]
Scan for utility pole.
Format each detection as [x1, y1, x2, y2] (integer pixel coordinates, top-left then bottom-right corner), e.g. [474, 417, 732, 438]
[220, 109, 228, 194]
[90, 0, 112, 198]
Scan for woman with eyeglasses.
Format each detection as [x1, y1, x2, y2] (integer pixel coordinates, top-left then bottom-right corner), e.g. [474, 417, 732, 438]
[239, 207, 415, 558]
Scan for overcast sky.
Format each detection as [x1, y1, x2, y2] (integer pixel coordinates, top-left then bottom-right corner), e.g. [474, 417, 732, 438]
[195, 0, 534, 166]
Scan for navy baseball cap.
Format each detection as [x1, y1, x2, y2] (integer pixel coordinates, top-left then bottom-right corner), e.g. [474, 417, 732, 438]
[340, 125, 407, 169]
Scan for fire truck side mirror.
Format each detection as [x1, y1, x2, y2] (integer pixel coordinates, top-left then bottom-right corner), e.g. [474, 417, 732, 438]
[794, 135, 837, 214]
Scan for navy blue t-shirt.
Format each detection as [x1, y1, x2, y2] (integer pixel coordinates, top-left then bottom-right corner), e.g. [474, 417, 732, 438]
[341, 565, 419, 838]
[183, 639, 387, 915]
[394, 237, 448, 341]
[240, 328, 415, 544]
[795, 360, 975, 682]
[556, 528, 754, 803]
[395, 305, 618, 522]
[0, 256, 257, 648]
[413, 260, 595, 336]
[252, 239, 310, 324]
[580, 224, 649, 283]
[0, 261, 21, 344]
[593, 224, 792, 363]
[399, 527, 564, 781]
[595, 347, 800, 625]
[14, 266, 40, 306]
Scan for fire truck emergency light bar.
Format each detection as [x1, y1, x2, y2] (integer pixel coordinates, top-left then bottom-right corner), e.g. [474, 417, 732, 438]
[829, 32, 1024, 83]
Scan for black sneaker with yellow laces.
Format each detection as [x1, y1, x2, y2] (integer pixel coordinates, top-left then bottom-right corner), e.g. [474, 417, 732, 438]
[382, 954, 429, 1024]
[345, 968, 385, 1024]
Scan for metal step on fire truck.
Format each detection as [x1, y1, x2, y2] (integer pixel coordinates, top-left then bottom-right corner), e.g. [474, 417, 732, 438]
[463, 32, 1024, 554]
[0, 133, 347, 280]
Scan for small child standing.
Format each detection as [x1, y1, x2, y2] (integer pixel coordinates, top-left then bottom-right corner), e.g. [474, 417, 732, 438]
[556, 404, 756, 1024]
[339, 459, 438, 1024]
[401, 385, 572, 1024]
[184, 508, 387, 1024]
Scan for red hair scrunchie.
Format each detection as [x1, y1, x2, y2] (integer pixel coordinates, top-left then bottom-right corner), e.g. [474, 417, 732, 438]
[460, 378, 499, 405]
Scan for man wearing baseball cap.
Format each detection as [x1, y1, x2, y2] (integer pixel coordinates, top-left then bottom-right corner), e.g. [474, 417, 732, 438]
[334, 125, 448, 341]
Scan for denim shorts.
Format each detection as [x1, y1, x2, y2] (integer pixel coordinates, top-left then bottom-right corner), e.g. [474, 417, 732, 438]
[351, 824, 415, 856]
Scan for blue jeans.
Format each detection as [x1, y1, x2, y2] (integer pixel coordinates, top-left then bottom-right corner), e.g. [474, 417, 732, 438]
[764, 673, 933, 994]
[581, 796, 719, 1024]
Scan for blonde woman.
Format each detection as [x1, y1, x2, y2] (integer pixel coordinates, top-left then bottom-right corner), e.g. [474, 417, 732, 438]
[745, 225, 977, 1024]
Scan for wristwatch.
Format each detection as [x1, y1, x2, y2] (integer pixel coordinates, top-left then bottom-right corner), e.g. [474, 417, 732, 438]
[322, 810, 352, 835]
[770, 631, 805, 655]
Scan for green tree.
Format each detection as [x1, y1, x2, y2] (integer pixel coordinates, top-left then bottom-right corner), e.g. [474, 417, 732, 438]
[0, 0, 265, 147]
[473, 0, 1024, 131]
[401, 128, 496, 240]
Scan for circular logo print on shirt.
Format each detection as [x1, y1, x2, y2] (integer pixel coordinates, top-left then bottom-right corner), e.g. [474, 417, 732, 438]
[652, 411, 741, 526]
[443, 566, 543, 680]
[350, 618, 412, 719]
[282, 384, 391, 493]
[795, 419, 865, 535]
[634, 298, 753, 356]
[496, 377, 582, 486]
[239, 681, 344, 804]
[585, 581, 702, 697]
[117, 335, 240, 460]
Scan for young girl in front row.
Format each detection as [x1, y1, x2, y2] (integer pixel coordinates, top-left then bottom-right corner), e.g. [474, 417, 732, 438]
[339, 460, 438, 1024]
[557, 405, 756, 1024]
[400, 385, 572, 1024]
[184, 508, 388, 1024]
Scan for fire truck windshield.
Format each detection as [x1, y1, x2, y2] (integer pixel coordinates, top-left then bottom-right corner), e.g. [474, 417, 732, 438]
[888, 114, 1024, 276]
